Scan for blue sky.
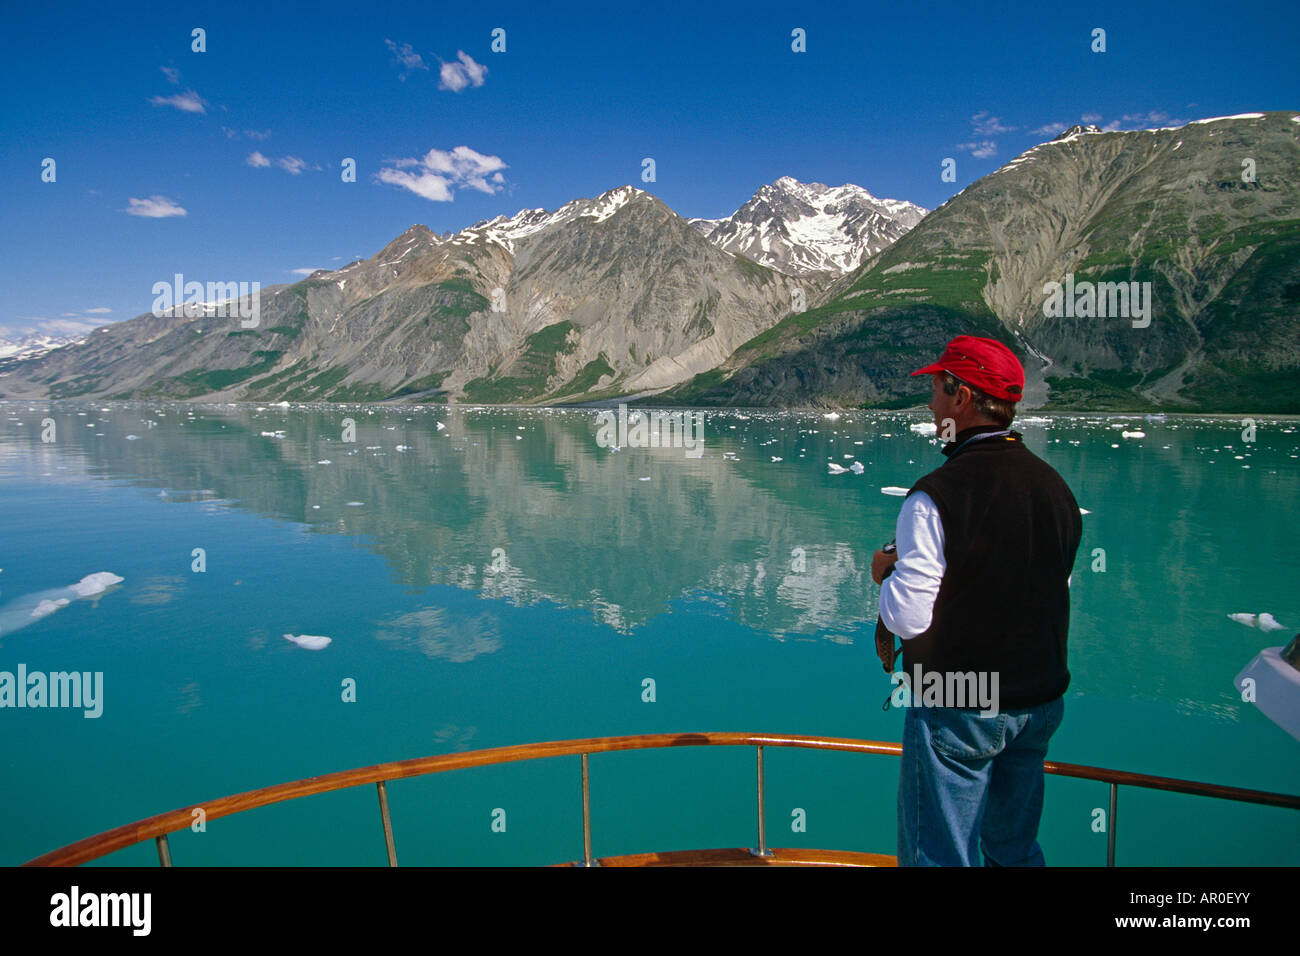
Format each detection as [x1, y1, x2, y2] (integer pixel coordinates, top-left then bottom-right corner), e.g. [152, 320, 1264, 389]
[1, 0, 1296, 336]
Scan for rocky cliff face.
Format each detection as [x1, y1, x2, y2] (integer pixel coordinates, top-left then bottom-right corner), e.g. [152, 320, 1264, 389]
[662, 112, 1300, 412]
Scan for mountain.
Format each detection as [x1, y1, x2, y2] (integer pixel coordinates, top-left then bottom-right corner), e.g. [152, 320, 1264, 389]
[689, 176, 927, 277]
[0, 329, 87, 360]
[0, 186, 806, 404]
[662, 112, 1300, 411]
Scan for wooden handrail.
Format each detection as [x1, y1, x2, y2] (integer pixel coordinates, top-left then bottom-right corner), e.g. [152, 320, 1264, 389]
[22, 731, 1300, 867]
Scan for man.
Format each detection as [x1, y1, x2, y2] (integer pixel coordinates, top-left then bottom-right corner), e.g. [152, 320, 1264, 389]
[871, 335, 1082, 866]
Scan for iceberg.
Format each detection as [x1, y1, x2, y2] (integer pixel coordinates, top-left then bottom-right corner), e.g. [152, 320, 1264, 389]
[284, 633, 332, 651]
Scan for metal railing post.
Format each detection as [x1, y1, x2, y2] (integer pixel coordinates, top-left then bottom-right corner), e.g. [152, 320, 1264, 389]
[155, 834, 172, 867]
[1107, 783, 1118, 867]
[578, 752, 596, 866]
[376, 781, 398, 867]
[752, 745, 773, 857]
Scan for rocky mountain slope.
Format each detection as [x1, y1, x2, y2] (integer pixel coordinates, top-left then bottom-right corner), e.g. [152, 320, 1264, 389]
[662, 112, 1300, 412]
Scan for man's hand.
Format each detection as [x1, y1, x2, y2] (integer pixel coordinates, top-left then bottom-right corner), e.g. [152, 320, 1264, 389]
[872, 549, 898, 585]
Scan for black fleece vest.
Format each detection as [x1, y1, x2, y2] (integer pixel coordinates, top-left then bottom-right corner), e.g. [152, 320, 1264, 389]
[903, 425, 1082, 710]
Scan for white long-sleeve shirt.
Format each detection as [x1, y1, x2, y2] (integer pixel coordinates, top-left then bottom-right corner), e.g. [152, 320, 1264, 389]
[879, 487, 1075, 639]
[878, 491, 946, 639]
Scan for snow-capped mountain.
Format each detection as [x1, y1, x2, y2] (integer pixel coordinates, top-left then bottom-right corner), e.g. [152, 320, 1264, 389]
[0, 329, 88, 360]
[458, 185, 644, 253]
[690, 176, 927, 277]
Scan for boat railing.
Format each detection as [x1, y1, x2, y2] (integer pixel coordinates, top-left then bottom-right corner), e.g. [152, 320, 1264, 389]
[22, 731, 1300, 867]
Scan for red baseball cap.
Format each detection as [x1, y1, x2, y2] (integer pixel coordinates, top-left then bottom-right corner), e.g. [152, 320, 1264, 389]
[911, 335, 1025, 402]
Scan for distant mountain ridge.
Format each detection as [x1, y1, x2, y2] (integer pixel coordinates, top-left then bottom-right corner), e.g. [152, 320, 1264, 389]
[0, 329, 87, 361]
[0, 176, 925, 404]
[5, 114, 1297, 413]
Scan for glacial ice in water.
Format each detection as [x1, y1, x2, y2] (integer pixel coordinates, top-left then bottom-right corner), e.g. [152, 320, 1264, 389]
[284, 633, 332, 650]
[0, 572, 124, 636]
[1228, 612, 1286, 631]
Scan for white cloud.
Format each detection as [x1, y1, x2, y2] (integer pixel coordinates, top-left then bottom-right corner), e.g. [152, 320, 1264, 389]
[972, 111, 1015, 136]
[225, 127, 272, 140]
[149, 90, 207, 113]
[161, 66, 181, 85]
[377, 168, 454, 202]
[123, 195, 187, 218]
[377, 145, 508, 202]
[247, 152, 315, 173]
[1081, 113, 1102, 124]
[385, 39, 429, 81]
[59, 313, 79, 318]
[956, 140, 998, 159]
[290, 268, 327, 276]
[439, 51, 488, 92]
[1031, 122, 1068, 137]
[84, 307, 112, 314]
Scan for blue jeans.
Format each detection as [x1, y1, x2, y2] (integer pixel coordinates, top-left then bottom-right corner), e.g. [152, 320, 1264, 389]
[897, 696, 1064, 866]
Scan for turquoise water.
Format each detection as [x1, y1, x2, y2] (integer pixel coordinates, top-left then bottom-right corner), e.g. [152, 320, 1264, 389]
[1, 400, 1297, 866]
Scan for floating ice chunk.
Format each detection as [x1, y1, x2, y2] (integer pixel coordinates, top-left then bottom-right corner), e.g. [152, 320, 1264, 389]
[317, 460, 331, 465]
[639, 476, 651, 481]
[31, 598, 70, 618]
[395, 445, 410, 451]
[1228, 613, 1258, 628]
[70, 572, 125, 598]
[436, 422, 446, 431]
[1258, 613, 1286, 632]
[1121, 430, 1146, 439]
[284, 633, 331, 650]
[828, 463, 850, 474]
[126, 435, 140, 441]
[275, 401, 290, 408]
[850, 461, 865, 474]
[910, 422, 937, 436]
[881, 486, 909, 496]
[823, 412, 841, 421]
[1080, 508, 1091, 515]
[771, 456, 783, 462]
